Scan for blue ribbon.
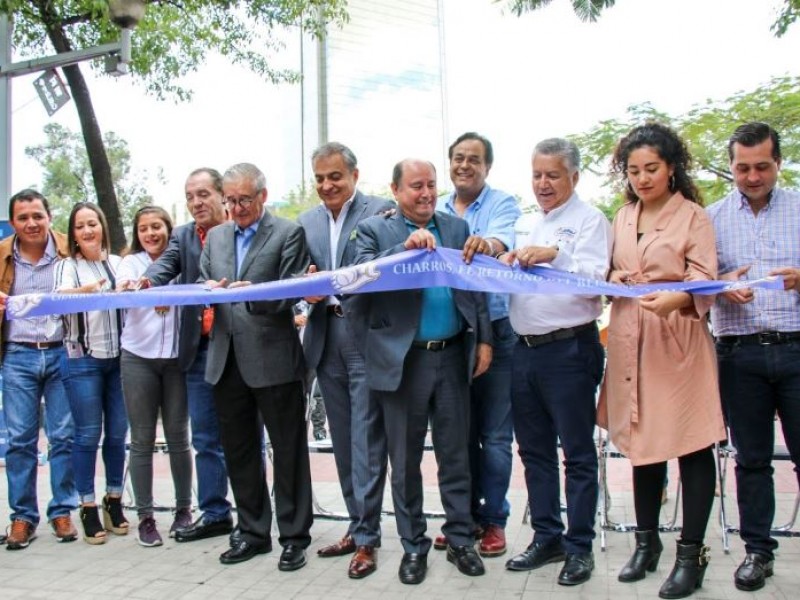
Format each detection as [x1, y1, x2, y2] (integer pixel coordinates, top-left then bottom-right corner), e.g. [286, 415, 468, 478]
[5, 248, 783, 320]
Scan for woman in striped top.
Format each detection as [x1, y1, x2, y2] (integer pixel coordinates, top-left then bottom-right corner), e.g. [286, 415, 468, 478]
[117, 206, 193, 547]
[55, 202, 128, 545]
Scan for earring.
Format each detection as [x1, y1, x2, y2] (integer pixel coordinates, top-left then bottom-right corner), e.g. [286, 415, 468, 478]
[669, 174, 676, 192]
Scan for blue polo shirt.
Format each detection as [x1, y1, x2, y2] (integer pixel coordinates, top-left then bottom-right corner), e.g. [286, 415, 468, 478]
[405, 216, 462, 341]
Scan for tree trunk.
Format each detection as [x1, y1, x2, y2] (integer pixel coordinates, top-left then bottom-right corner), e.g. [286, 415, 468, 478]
[36, 3, 127, 252]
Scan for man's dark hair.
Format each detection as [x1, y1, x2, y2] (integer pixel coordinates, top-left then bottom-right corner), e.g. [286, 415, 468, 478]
[8, 188, 51, 220]
[727, 122, 781, 162]
[188, 167, 224, 193]
[448, 132, 494, 167]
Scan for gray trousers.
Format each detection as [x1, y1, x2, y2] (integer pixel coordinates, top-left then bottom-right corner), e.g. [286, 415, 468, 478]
[121, 349, 192, 517]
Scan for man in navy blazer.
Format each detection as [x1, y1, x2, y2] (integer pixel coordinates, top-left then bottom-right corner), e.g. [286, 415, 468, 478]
[144, 168, 234, 543]
[297, 142, 394, 579]
[350, 159, 493, 585]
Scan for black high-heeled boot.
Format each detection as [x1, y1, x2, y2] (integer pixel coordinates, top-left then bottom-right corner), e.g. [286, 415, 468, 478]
[618, 530, 663, 582]
[658, 542, 710, 599]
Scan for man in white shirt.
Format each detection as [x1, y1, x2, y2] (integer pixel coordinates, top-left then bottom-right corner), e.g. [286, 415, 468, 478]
[503, 138, 612, 586]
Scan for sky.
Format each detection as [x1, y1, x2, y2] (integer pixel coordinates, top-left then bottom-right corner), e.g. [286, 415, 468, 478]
[5, 0, 800, 222]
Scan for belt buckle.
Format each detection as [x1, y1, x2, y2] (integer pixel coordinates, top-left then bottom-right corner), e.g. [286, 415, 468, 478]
[35, 341, 49, 350]
[426, 340, 445, 351]
[757, 332, 780, 345]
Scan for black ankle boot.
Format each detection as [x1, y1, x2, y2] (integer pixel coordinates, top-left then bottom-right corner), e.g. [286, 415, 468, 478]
[618, 530, 663, 582]
[658, 542, 710, 599]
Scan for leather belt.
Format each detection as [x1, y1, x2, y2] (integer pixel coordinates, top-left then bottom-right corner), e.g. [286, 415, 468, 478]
[716, 331, 800, 346]
[326, 304, 344, 318]
[518, 322, 596, 348]
[8, 341, 63, 350]
[411, 332, 463, 352]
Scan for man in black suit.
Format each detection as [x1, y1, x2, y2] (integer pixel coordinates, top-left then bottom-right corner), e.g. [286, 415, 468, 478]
[298, 142, 394, 579]
[200, 163, 312, 569]
[144, 168, 234, 542]
[350, 159, 493, 584]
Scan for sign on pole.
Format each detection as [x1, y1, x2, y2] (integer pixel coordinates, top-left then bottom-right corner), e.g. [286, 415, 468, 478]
[33, 68, 70, 116]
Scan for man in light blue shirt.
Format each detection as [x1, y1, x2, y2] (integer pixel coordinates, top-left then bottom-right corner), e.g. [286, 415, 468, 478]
[709, 122, 800, 593]
[436, 132, 521, 557]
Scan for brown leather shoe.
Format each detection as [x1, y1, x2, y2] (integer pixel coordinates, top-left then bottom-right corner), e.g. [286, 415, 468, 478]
[50, 516, 78, 543]
[348, 545, 377, 579]
[479, 524, 507, 557]
[317, 534, 356, 557]
[6, 520, 37, 550]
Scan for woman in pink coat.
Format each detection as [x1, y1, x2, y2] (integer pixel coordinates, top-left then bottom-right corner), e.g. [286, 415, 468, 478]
[598, 123, 726, 599]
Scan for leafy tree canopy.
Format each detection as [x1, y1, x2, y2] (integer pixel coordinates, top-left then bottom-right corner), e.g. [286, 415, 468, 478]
[498, 0, 799, 35]
[25, 122, 160, 237]
[2, 0, 349, 101]
[569, 76, 800, 220]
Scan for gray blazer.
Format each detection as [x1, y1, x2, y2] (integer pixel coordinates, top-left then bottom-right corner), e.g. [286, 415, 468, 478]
[297, 191, 395, 371]
[349, 211, 492, 392]
[199, 210, 310, 388]
[145, 222, 204, 372]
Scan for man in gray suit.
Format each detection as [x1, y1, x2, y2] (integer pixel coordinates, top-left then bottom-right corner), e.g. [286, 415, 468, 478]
[144, 168, 234, 543]
[199, 163, 313, 570]
[351, 159, 493, 585]
[297, 142, 394, 579]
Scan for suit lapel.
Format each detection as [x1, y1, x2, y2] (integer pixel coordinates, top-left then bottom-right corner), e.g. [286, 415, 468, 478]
[337, 193, 366, 267]
[238, 212, 272, 279]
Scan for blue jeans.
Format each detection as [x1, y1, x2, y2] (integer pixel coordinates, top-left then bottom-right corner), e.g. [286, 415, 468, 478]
[2, 344, 78, 524]
[511, 326, 603, 554]
[469, 317, 514, 527]
[185, 339, 231, 521]
[717, 339, 800, 559]
[60, 354, 127, 504]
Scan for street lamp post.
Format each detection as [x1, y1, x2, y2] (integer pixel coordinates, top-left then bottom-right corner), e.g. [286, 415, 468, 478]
[0, 1, 146, 228]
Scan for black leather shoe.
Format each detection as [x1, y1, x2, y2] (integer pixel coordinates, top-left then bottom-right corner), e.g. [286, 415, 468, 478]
[219, 539, 272, 564]
[505, 538, 566, 571]
[734, 553, 774, 592]
[558, 552, 594, 586]
[398, 552, 427, 584]
[278, 545, 307, 571]
[175, 516, 234, 543]
[447, 544, 486, 576]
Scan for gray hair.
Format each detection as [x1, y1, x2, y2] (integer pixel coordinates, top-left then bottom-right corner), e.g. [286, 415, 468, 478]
[311, 142, 358, 172]
[533, 138, 581, 174]
[223, 163, 267, 192]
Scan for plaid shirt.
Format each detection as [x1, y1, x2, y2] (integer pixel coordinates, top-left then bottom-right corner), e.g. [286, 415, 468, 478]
[708, 187, 800, 335]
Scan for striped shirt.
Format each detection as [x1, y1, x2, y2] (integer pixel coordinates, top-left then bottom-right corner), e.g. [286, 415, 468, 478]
[55, 255, 123, 359]
[117, 252, 180, 359]
[707, 187, 800, 335]
[6, 235, 63, 344]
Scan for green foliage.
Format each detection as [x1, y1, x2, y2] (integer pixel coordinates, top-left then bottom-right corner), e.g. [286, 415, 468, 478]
[25, 123, 159, 234]
[568, 76, 800, 207]
[1, 0, 349, 100]
[496, 0, 616, 21]
[772, 0, 800, 36]
[498, 0, 799, 36]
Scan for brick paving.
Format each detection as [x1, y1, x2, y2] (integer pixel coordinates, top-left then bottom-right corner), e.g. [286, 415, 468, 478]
[1, 435, 799, 599]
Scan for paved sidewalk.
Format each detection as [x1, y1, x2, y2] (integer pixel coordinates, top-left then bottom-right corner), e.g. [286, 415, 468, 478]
[1, 449, 799, 599]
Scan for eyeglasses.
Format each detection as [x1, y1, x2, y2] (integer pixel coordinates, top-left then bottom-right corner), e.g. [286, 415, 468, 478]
[223, 193, 260, 209]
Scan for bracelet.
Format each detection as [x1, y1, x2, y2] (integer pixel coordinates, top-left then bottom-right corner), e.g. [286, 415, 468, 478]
[493, 250, 508, 260]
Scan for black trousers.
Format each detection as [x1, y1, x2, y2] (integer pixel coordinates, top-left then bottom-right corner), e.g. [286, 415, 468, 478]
[213, 348, 313, 548]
